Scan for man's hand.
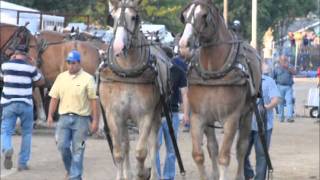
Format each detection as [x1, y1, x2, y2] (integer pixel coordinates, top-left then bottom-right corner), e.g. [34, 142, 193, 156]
[47, 115, 54, 128]
[183, 113, 190, 125]
[90, 120, 99, 134]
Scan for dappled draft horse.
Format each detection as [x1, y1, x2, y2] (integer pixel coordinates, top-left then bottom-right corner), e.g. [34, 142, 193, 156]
[179, 0, 261, 180]
[98, 0, 170, 179]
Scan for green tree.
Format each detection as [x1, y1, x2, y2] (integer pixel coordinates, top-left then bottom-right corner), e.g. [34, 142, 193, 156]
[7, 0, 318, 46]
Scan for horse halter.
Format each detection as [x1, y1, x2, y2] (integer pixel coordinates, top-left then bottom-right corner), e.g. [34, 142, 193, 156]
[113, 2, 141, 51]
[180, 0, 219, 47]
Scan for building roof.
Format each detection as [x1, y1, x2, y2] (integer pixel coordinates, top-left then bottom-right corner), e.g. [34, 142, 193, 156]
[0, 1, 39, 12]
[287, 18, 319, 33]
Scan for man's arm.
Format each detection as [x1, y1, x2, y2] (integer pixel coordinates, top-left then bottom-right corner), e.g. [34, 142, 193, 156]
[180, 87, 190, 125]
[34, 77, 45, 87]
[264, 97, 280, 110]
[47, 97, 59, 127]
[33, 69, 45, 87]
[90, 99, 99, 134]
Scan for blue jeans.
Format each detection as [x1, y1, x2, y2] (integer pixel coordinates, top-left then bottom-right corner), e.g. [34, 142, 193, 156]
[156, 113, 180, 180]
[1, 102, 34, 166]
[55, 115, 90, 180]
[244, 129, 272, 180]
[277, 85, 294, 121]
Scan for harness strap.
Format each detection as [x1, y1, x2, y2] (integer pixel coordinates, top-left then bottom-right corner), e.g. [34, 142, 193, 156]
[155, 63, 186, 175]
[96, 69, 116, 166]
[191, 33, 241, 80]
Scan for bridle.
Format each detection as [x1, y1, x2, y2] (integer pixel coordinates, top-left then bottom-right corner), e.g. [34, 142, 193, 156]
[113, 2, 141, 54]
[0, 26, 31, 61]
[180, 0, 241, 49]
[180, 0, 220, 46]
[106, 2, 155, 78]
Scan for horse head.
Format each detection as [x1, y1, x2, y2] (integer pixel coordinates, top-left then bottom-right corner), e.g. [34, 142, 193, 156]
[109, 0, 142, 56]
[179, 0, 228, 56]
[0, 24, 39, 66]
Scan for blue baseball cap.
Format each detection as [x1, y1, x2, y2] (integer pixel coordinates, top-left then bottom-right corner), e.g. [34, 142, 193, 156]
[66, 50, 81, 62]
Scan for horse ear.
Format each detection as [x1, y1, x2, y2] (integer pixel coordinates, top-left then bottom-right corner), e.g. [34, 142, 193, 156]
[180, 12, 185, 24]
[107, 14, 114, 26]
[109, 0, 120, 8]
[132, 0, 142, 6]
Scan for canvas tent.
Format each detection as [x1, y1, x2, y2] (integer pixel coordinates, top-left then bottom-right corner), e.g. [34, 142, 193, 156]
[0, 1, 64, 34]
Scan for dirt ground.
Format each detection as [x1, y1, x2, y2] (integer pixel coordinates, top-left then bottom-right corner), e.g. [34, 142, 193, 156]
[0, 78, 319, 180]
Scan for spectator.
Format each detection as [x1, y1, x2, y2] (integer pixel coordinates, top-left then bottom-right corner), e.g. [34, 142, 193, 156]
[244, 62, 281, 180]
[156, 48, 190, 180]
[1, 45, 45, 170]
[47, 49, 99, 180]
[272, 55, 296, 122]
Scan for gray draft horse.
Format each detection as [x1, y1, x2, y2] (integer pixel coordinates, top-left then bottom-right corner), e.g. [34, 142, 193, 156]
[99, 0, 170, 179]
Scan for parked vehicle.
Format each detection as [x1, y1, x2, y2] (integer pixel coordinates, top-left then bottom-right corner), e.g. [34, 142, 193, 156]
[305, 87, 319, 118]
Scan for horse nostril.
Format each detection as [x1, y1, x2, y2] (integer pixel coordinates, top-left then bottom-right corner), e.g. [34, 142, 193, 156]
[187, 41, 191, 47]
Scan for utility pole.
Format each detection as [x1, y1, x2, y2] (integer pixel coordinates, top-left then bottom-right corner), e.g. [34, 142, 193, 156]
[251, 0, 257, 49]
[223, 0, 228, 27]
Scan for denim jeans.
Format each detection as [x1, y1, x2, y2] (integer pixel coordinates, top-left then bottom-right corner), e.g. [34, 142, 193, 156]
[55, 115, 90, 180]
[244, 129, 272, 180]
[156, 112, 180, 180]
[1, 102, 34, 166]
[277, 85, 294, 121]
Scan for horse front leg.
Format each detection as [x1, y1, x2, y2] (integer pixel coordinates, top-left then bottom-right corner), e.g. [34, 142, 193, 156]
[33, 87, 46, 126]
[204, 125, 219, 180]
[108, 113, 126, 180]
[149, 108, 161, 180]
[235, 112, 252, 180]
[123, 127, 132, 180]
[218, 114, 239, 180]
[191, 114, 208, 180]
[135, 114, 153, 180]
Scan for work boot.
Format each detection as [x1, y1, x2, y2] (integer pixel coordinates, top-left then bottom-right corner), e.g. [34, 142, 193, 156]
[17, 165, 30, 171]
[4, 149, 13, 170]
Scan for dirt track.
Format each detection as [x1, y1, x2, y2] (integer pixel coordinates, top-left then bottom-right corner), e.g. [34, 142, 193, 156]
[1, 78, 319, 180]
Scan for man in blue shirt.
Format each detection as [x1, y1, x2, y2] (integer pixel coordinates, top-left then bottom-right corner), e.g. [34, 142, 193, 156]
[156, 52, 189, 180]
[244, 62, 281, 180]
[1, 45, 45, 171]
[272, 55, 296, 122]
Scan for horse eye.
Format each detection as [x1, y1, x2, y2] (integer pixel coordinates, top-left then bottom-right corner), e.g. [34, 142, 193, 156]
[202, 14, 207, 20]
[132, 15, 139, 21]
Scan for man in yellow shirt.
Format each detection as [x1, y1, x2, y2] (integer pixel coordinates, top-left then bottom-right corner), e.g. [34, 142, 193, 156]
[47, 49, 98, 180]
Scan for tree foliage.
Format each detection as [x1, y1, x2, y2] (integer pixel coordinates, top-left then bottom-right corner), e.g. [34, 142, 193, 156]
[7, 0, 318, 45]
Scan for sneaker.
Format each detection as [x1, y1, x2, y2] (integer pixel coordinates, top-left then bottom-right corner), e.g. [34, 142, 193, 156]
[17, 165, 30, 171]
[3, 149, 13, 170]
[287, 119, 295, 123]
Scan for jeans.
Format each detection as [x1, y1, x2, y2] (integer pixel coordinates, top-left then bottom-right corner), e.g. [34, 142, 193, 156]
[156, 113, 180, 180]
[55, 115, 90, 180]
[277, 85, 294, 121]
[1, 102, 34, 166]
[244, 129, 272, 180]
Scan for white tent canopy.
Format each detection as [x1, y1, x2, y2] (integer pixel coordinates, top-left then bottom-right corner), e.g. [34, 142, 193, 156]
[0, 1, 64, 33]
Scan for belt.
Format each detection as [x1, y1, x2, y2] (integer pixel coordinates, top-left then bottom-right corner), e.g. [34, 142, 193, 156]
[61, 113, 91, 118]
[62, 113, 80, 116]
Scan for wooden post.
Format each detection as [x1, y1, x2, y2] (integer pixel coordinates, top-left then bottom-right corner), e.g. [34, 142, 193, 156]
[223, 0, 228, 26]
[251, 0, 257, 49]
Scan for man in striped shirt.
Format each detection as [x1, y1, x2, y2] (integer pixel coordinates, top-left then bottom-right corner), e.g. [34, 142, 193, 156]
[1, 45, 45, 171]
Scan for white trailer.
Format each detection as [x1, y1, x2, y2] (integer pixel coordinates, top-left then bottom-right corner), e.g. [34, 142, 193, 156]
[0, 0, 64, 34]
